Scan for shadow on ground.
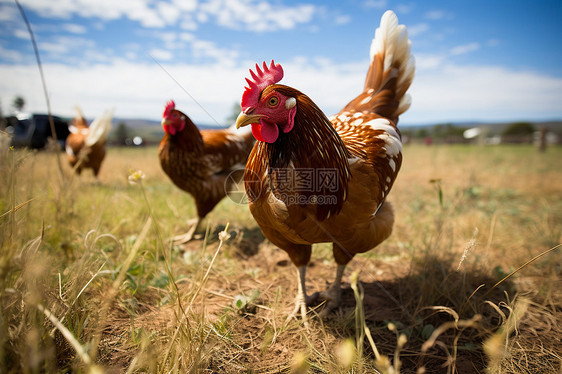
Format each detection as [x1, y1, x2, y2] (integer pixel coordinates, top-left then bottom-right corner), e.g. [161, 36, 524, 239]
[204, 246, 520, 373]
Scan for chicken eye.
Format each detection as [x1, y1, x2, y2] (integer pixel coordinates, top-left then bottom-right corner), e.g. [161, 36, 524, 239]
[268, 96, 279, 107]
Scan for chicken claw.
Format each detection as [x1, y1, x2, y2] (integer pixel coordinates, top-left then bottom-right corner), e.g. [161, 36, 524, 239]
[172, 217, 201, 244]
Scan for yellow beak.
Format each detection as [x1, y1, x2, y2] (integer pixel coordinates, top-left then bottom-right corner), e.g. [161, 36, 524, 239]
[235, 112, 263, 129]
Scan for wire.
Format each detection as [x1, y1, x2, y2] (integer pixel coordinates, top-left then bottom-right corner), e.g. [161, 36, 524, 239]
[149, 54, 223, 127]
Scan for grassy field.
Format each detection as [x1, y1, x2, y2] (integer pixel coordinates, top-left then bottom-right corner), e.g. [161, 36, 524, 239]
[1, 138, 561, 373]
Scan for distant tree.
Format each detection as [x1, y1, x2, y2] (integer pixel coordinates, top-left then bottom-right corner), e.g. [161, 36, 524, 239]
[225, 102, 241, 124]
[401, 129, 413, 139]
[431, 123, 466, 139]
[12, 96, 25, 112]
[415, 127, 429, 138]
[432, 124, 445, 138]
[502, 122, 535, 136]
[114, 122, 130, 145]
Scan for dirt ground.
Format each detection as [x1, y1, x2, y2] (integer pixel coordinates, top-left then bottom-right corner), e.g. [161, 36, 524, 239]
[97, 223, 562, 374]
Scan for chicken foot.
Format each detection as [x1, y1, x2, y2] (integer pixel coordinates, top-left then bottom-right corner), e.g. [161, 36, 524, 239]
[172, 217, 201, 244]
[286, 265, 318, 329]
[314, 264, 346, 317]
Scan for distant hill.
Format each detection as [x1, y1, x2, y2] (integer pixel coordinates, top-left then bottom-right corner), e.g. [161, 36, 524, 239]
[106, 117, 562, 145]
[113, 117, 227, 129]
[7, 112, 560, 146]
[109, 118, 230, 144]
[401, 120, 562, 135]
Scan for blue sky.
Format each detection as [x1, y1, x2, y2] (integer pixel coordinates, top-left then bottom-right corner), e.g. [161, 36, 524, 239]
[1, 0, 561, 126]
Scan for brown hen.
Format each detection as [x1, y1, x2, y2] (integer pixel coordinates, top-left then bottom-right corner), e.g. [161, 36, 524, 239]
[235, 10, 415, 321]
[159, 101, 254, 243]
[66, 107, 112, 178]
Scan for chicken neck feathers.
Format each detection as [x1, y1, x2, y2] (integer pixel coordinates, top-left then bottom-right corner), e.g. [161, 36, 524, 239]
[243, 10, 414, 252]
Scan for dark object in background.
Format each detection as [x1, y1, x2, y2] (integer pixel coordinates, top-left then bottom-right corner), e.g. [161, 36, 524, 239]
[6, 113, 70, 149]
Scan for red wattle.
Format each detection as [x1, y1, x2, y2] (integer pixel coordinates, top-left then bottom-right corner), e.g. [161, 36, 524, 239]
[251, 123, 265, 142]
[163, 124, 176, 135]
[251, 120, 279, 143]
[259, 119, 279, 143]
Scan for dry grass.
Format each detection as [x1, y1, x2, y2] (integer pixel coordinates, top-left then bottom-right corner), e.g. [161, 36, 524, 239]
[1, 136, 561, 373]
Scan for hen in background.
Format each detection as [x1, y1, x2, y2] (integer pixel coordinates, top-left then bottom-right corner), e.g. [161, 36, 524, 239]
[159, 100, 254, 243]
[236, 10, 414, 322]
[66, 107, 113, 178]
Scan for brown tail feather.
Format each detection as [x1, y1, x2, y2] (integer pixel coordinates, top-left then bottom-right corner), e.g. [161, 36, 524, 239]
[343, 10, 415, 124]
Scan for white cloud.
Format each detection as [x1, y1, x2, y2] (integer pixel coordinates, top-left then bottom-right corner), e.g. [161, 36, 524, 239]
[13, 29, 30, 39]
[39, 42, 69, 54]
[425, 10, 446, 20]
[180, 33, 195, 42]
[16, 0, 166, 27]
[363, 0, 387, 8]
[62, 23, 87, 34]
[0, 58, 362, 123]
[198, 0, 317, 32]
[0, 4, 18, 22]
[450, 42, 480, 56]
[0, 60, 249, 124]
[170, 0, 198, 12]
[395, 4, 415, 14]
[408, 23, 429, 37]
[127, 2, 167, 28]
[1, 56, 561, 127]
[123, 51, 137, 60]
[179, 18, 198, 30]
[406, 63, 562, 123]
[155, 31, 182, 50]
[150, 48, 174, 60]
[38, 36, 97, 59]
[0, 45, 23, 62]
[192, 40, 239, 62]
[151, 31, 239, 64]
[13, 0, 318, 32]
[335, 15, 351, 25]
[414, 53, 446, 70]
[156, 1, 182, 25]
[272, 57, 366, 114]
[18, 0, 125, 20]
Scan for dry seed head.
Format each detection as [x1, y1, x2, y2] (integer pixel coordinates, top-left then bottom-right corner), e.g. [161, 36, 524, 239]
[375, 355, 393, 371]
[397, 333, 407, 348]
[290, 351, 309, 374]
[335, 339, 355, 368]
[88, 366, 105, 374]
[128, 169, 145, 185]
[218, 230, 231, 242]
[457, 227, 478, 271]
[483, 331, 506, 367]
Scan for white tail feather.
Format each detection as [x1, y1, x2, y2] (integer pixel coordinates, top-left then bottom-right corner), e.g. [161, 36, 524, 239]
[85, 109, 113, 147]
[370, 10, 415, 73]
[74, 106, 84, 120]
[397, 93, 411, 116]
[370, 10, 415, 117]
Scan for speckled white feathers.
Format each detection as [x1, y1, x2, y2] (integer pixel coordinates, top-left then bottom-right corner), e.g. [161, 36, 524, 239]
[370, 10, 415, 117]
[365, 118, 402, 157]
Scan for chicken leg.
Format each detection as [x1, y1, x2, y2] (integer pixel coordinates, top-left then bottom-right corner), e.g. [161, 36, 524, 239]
[172, 217, 201, 244]
[316, 264, 346, 316]
[287, 265, 318, 328]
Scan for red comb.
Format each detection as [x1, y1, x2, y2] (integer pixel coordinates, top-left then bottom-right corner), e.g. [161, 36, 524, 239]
[163, 100, 175, 118]
[241, 60, 284, 110]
